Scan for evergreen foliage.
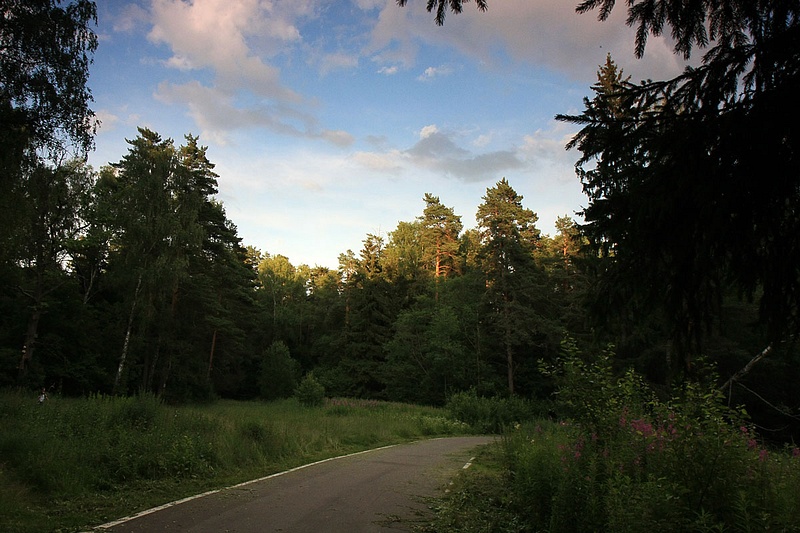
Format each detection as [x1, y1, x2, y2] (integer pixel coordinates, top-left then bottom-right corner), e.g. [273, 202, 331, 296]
[259, 340, 301, 400]
[556, 1, 800, 368]
[295, 372, 326, 407]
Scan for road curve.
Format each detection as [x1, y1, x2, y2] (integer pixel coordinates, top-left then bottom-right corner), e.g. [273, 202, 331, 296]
[94, 436, 494, 533]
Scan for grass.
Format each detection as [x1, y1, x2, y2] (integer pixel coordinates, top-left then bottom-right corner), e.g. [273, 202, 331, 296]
[416, 441, 523, 533]
[0, 390, 471, 533]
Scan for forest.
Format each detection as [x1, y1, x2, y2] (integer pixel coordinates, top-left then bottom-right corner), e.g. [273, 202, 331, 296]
[2, 0, 799, 443]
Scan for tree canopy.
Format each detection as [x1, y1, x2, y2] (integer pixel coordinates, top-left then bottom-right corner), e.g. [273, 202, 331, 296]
[0, 0, 98, 160]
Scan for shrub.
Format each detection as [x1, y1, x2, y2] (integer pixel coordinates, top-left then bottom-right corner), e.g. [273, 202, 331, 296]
[259, 341, 301, 401]
[446, 389, 534, 433]
[295, 372, 325, 407]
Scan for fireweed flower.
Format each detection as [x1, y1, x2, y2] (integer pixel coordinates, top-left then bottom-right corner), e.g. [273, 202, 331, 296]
[629, 418, 654, 437]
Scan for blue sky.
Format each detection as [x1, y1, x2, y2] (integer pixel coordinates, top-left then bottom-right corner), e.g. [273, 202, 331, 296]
[88, 0, 689, 269]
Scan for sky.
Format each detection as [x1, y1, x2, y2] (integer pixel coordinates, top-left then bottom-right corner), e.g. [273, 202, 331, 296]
[88, 0, 690, 269]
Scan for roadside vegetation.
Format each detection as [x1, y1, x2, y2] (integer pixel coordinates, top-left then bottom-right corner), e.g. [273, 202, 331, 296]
[420, 343, 800, 533]
[0, 389, 469, 533]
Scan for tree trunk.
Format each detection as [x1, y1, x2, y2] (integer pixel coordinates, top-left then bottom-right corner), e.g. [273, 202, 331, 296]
[720, 344, 773, 399]
[18, 263, 51, 377]
[503, 295, 514, 394]
[159, 354, 172, 397]
[114, 273, 143, 394]
[207, 328, 217, 380]
[18, 306, 42, 376]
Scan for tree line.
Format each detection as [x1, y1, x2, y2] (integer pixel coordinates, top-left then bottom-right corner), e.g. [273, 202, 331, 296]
[0, 120, 589, 405]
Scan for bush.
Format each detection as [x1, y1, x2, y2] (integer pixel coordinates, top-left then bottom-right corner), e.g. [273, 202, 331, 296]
[259, 341, 301, 401]
[446, 389, 534, 433]
[295, 372, 325, 407]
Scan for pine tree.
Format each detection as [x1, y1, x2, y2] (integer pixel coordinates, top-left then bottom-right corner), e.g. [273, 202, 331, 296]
[419, 193, 463, 281]
[476, 178, 542, 394]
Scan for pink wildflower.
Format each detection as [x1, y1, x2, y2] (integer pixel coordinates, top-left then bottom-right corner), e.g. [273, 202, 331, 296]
[630, 418, 654, 437]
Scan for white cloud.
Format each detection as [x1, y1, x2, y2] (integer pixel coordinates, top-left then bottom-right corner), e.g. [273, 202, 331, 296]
[143, 0, 362, 147]
[419, 124, 439, 139]
[149, 0, 301, 102]
[352, 150, 404, 173]
[113, 4, 149, 33]
[377, 65, 399, 75]
[155, 81, 352, 146]
[320, 129, 356, 147]
[473, 133, 492, 147]
[354, 0, 386, 10]
[408, 129, 469, 159]
[417, 64, 453, 81]
[144, 0, 312, 140]
[520, 120, 579, 170]
[164, 55, 194, 71]
[319, 52, 359, 75]
[94, 110, 120, 133]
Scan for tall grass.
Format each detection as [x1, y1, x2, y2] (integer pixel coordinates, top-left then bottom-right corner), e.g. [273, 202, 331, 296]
[0, 390, 470, 533]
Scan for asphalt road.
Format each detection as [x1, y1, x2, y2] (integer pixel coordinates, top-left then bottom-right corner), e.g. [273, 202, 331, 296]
[93, 436, 494, 533]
